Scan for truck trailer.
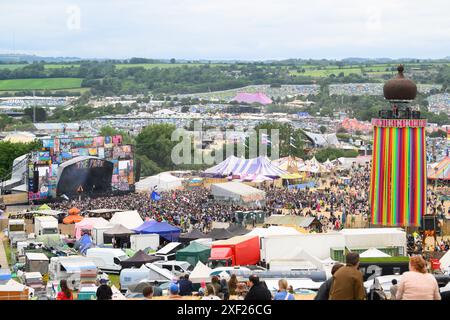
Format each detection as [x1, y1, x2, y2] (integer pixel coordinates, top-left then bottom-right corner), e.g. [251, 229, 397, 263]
[208, 235, 260, 268]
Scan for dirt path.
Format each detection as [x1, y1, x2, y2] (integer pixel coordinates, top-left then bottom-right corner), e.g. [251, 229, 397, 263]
[0, 232, 9, 270]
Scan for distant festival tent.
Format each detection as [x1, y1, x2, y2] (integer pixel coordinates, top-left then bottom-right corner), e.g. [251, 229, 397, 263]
[210, 182, 266, 203]
[231, 92, 272, 105]
[135, 173, 183, 192]
[206, 228, 234, 240]
[205, 156, 287, 177]
[120, 250, 162, 268]
[271, 156, 305, 173]
[133, 220, 181, 242]
[428, 157, 450, 180]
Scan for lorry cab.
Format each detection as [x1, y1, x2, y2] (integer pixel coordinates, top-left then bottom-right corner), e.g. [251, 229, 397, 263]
[86, 248, 128, 273]
[208, 247, 233, 268]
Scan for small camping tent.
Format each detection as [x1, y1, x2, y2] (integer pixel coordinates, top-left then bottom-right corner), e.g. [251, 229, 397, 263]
[133, 221, 181, 242]
[175, 241, 211, 266]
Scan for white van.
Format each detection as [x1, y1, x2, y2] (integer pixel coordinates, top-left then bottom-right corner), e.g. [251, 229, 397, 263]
[86, 248, 128, 273]
[152, 260, 193, 276]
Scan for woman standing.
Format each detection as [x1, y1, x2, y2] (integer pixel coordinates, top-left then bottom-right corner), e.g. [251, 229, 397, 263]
[228, 274, 238, 296]
[56, 280, 73, 300]
[273, 279, 295, 300]
[396, 255, 441, 300]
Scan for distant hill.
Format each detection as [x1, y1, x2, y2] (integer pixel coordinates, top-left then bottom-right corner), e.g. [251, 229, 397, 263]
[0, 54, 81, 63]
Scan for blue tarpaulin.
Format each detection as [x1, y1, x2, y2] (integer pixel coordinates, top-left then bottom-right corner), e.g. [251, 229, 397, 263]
[133, 220, 181, 242]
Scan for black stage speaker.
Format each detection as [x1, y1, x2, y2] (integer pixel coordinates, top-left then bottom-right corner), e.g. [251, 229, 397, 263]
[135, 159, 141, 182]
[32, 170, 39, 193]
[422, 215, 440, 233]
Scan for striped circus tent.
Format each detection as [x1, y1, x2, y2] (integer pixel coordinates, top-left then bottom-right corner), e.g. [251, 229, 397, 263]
[204, 156, 287, 177]
[428, 157, 450, 180]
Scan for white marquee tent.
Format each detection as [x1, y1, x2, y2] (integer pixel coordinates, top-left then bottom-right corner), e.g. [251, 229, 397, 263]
[109, 210, 144, 230]
[135, 173, 183, 192]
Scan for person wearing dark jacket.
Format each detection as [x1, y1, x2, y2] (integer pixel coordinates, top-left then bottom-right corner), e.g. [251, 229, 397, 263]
[244, 275, 272, 301]
[315, 263, 344, 300]
[178, 274, 193, 296]
[96, 279, 113, 300]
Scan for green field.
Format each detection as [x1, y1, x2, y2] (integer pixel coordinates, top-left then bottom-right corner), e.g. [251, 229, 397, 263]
[0, 64, 28, 70]
[0, 78, 83, 91]
[290, 68, 362, 77]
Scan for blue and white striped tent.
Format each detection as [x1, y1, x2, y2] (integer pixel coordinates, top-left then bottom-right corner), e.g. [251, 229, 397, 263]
[204, 156, 287, 177]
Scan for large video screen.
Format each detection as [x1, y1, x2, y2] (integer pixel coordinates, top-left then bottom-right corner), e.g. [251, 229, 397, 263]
[28, 135, 134, 201]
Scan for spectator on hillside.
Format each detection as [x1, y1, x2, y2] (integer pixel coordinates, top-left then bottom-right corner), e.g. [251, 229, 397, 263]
[396, 255, 441, 300]
[244, 275, 272, 301]
[314, 263, 344, 300]
[329, 253, 365, 300]
[178, 274, 193, 296]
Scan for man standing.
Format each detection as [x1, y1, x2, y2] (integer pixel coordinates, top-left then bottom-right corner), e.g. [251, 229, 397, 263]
[244, 275, 272, 300]
[178, 274, 193, 296]
[96, 278, 113, 300]
[152, 281, 163, 296]
[329, 252, 366, 300]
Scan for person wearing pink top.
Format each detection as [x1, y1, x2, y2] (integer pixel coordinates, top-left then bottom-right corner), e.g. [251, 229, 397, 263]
[396, 255, 441, 300]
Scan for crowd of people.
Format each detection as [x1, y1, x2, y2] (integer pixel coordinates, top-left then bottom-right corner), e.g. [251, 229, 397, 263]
[48, 164, 373, 234]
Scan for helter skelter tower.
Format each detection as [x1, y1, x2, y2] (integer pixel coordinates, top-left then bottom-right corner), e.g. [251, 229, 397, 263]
[369, 65, 427, 227]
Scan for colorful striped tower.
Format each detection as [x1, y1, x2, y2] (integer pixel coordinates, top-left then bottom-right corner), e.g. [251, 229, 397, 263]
[369, 65, 427, 227]
[370, 119, 427, 226]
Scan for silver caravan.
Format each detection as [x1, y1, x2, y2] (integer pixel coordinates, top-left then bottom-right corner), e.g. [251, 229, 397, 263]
[119, 263, 174, 292]
[48, 255, 98, 291]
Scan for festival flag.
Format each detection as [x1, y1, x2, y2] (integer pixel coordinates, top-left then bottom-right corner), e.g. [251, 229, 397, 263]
[290, 136, 297, 148]
[261, 133, 271, 145]
[151, 191, 161, 201]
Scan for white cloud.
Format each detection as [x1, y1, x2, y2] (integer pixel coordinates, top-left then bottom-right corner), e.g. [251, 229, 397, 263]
[0, 0, 449, 59]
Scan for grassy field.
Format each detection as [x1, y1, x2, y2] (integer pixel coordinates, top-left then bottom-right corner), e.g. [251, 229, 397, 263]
[0, 78, 83, 91]
[290, 68, 363, 77]
[0, 64, 28, 70]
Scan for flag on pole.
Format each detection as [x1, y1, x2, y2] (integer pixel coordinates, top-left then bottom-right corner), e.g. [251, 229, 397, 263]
[290, 135, 297, 148]
[261, 133, 271, 145]
[151, 191, 161, 201]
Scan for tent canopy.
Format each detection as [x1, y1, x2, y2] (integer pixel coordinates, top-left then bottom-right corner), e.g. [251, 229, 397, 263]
[120, 250, 162, 268]
[176, 241, 211, 266]
[206, 228, 234, 240]
[360, 248, 392, 258]
[226, 224, 248, 236]
[189, 261, 213, 284]
[133, 220, 181, 242]
[74, 217, 110, 239]
[135, 172, 183, 192]
[264, 215, 320, 228]
[210, 182, 266, 203]
[110, 210, 144, 230]
[205, 155, 287, 177]
[179, 229, 207, 242]
[103, 224, 135, 237]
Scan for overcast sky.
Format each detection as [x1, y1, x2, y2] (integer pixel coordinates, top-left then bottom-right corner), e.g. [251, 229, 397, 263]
[1, 0, 449, 60]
